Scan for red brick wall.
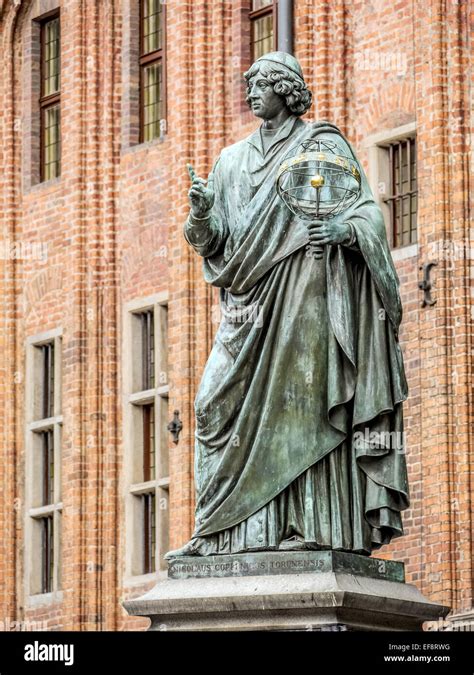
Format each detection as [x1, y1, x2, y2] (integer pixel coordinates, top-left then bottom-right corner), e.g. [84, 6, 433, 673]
[0, 0, 471, 630]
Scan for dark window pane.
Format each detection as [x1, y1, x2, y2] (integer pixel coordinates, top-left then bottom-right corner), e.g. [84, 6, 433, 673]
[42, 104, 61, 181]
[251, 13, 274, 61]
[140, 310, 155, 390]
[142, 0, 163, 55]
[42, 17, 60, 96]
[41, 516, 54, 594]
[41, 430, 54, 506]
[142, 62, 163, 142]
[394, 199, 401, 247]
[393, 145, 400, 195]
[411, 193, 418, 244]
[41, 342, 55, 419]
[410, 138, 417, 191]
[143, 493, 156, 574]
[143, 403, 155, 482]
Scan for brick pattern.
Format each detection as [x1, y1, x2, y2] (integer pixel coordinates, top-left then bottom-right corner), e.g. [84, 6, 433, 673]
[0, 0, 471, 631]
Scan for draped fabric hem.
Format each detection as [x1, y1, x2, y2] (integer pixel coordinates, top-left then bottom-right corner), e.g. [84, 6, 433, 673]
[191, 439, 405, 556]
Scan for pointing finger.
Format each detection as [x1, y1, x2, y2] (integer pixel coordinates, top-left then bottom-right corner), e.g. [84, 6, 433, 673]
[187, 163, 197, 182]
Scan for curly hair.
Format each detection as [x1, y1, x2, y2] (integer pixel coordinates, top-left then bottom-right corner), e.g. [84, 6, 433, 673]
[244, 61, 313, 116]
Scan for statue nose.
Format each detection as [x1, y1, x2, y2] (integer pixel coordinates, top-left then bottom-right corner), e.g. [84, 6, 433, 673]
[249, 85, 260, 98]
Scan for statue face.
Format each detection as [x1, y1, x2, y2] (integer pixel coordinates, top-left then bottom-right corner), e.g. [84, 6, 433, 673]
[247, 75, 286, 120]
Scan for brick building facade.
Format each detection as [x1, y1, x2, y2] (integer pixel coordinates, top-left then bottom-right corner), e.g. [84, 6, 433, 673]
[0, 0, 472, 631]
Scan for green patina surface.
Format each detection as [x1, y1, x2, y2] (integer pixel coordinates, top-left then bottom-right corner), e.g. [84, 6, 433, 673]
[168, 51, 410, 561]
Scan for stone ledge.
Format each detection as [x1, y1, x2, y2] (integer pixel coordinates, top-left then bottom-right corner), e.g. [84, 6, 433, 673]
[124, 568, 450, 632]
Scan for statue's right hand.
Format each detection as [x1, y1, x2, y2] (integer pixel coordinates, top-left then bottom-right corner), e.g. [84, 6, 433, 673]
[187, 163, 215, 218]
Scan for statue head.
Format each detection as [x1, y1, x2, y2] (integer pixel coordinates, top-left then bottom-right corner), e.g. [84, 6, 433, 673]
[244, 51, 313, 120]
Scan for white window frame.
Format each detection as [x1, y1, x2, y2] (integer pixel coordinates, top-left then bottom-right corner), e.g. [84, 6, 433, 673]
[363, 122, 418, 259]
[123, 293, 169, 581]
[24, 327, 63, 601]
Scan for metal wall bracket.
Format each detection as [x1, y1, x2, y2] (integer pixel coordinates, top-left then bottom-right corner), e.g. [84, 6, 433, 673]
[167, 410, 183, 444]
[418, 262, 437, 307]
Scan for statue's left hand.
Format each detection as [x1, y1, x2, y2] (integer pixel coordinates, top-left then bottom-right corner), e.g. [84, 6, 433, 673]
[307, 219, 352, 247]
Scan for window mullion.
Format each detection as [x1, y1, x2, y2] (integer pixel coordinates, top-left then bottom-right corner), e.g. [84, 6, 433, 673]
[139, 49, 163, 67]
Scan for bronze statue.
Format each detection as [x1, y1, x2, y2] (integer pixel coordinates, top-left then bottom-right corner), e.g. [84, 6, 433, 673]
[166, 51, 409, 558]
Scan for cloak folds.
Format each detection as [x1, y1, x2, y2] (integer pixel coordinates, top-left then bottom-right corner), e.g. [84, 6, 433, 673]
[184, 116, 409, 553]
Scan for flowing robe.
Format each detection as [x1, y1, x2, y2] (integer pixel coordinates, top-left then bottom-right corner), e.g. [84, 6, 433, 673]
[184, 115, 409, 555]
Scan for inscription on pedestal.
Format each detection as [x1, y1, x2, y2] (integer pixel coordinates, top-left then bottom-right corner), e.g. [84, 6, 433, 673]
[167, 550, 405, 583]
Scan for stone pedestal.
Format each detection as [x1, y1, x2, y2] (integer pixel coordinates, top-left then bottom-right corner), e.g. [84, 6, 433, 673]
[123, 551, 449, 631]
